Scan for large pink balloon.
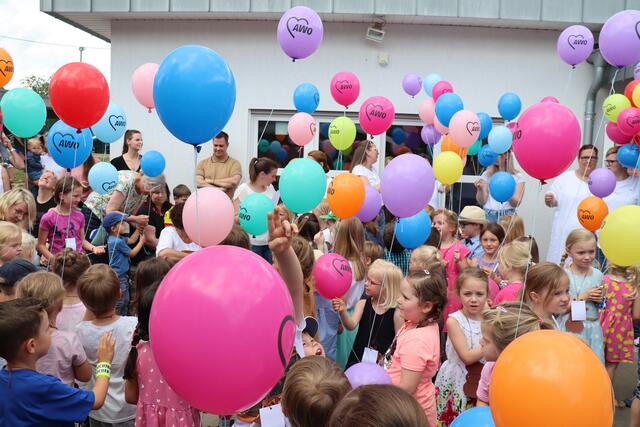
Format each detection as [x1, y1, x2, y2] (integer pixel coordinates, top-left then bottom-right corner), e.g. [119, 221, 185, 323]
[288, 112, 316, 146]
[358, 96, 395, 136]
[150, 245, 295, 414]
[131, 63, 158, 112]
[419, 98, 436, 124]
[313, 253, 352, 299]
[183, 187, 234, 246]
[513, 102, 581, 182]
[434, 115, 449, 135]
[330, 71, 360, 108]
[606, 121, 632, 144]
[432, 80, 453, 102]
[449, 110, 480, 148]
[617, 107, 640, 136]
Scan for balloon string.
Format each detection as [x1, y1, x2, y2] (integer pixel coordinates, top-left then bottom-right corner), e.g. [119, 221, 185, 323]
[194, 146, 202, 248]
[561, 68, 574, 103]
[47, 172, 67, 272]
[257, 108, 275, 151]
[108, 179, 134, 267]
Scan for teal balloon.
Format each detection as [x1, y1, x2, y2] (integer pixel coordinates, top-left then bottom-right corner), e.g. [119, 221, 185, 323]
[258, 139, 269, 154]
[0, 88, 46, 138]
[239, 193, 274, 236]
[467, 140, 482, 156]
[279, 158, 326, 213]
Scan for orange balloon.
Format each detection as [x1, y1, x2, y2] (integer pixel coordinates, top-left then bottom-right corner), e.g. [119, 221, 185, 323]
[327, 173, 365, 219]
[577, 195, 608, 232]
[0, 48, 14, 88]
[490, 330, 613, 427]
[440, 135, 467, 158]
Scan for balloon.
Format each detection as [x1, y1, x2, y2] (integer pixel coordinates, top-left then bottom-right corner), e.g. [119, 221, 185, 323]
[358, 96, 395, 136]
[46, 120, 93, 169]
[603, 93, 631, 123]
[330, 71, 360, 108]
[50, 62, 109, 130]
[433, 115, 449, 135]
[632, 84, 640, 111]
[624, 80, 640, 106]
[276, 148, 288, 162]
[88, 162, 118, 195]
[588, 168, 617, 198]
[150, 245, 295, 414]
[599, 9, 640, 68]
[478, 145, 499, 167]
[395, 210, 431, 249]
[556, 25, 594, 66]
[418, 98, 436, 124]
[541, 96, 560, 103]
[183, 187, 234, 246]
[467, 140, 482, 156]
[477, 112, 493, 140]
[279, 158, 327, 213]
[617, 107, 640, 136]
[131, 63, 158, 111]
[344, 362, 392, 389]
[617, 143, 640, 168]
[422, 73, 443, 96]
[512, 102, 581, 182]
[154, 45, 236, 146]
[312, 253, 352, 299]
[402, 73, 422, 97]
[441, 135, 467, 158]
[636, 63, 640, 80]
[490, 330, 613, 427]
[498, 92, 521, 121]
[489, 172, 516, 203]
[0, 88, 46, 138]
[277, 6, 324, 60]
[435, 93, 464, 128]
[140, 150, 166, 177]
[487, 126, 512, 154]
[452, 407, 495, 427]
[601, 205, 640, 266]
[91, 102, 127, 144]
[327, 173, 365, 219]
[258, 139, 269, 153]
[432, 80, 453, 102]
[356, 185, 382, 223]
[388, 128, 404, 145]
[328, 116, 356, 150]
[606, 121, 632, 144]
[577, 195, 608, 232]
[293, 83, 319, 114]
[0, 48, 14, 87]
[449, 110, 480, 148]
[433, 151, 463, 185]
[420, 125, 441, 145]
[381, 154, 435, 218]
[288, 112, 316, 147]
[238, 193, 275, 236]
[270, 140, 282, 154]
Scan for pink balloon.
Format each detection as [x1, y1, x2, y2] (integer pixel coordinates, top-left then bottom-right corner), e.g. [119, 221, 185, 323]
[449, 110, 480, 148]
[131, 63, 158, 112]
[617, 107, 640, 136]
[606, 121, 632, 144]
[150, 245, 295, 414]
[513, 102, 581, 182]
[288, 112, 316, 146]
[419, 98, 436, 124]
[432, 80, 454, 102]
[183, 187, 234, 246]
[541, 96, 560, 103]
[434, 115, 449, 135]
[330, 71, 360, 108]
[358, 96, 395, 136]
[312, 253, 352, 299]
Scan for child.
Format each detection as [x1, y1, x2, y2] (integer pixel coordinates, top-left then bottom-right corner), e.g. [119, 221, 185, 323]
[0, 297, 115, 424]
[383, 221, 411, 276]
[300, 316, 325, 357]
[20, 230, 38, 265]
[471, 223, 505, 275]
[52, 249, 91, 332]
[493, 240, 531, 305]
[385, 269, 447, 426]
[409, 245, 443, 274]
[123, 282, 200, 426]
[364, 240, 384, 267]
[163, 184, 191, 227]
[75, 264, 138, 426]
[131, 257, 171, 315]
[498, 214, 525, 245]
[313, 202, 337, 253]
[291, 235, 317, 318]
[221, 223, 251, 249]
[559, 228, 605, 363]
[16, 271, 92, 386]
[0, 258, 38, 302]
[523, 262, 571, 328]
[0, 220, 23, 266]
[26, 137, 45, 195]
[458, 206, 487, 259]
[332, 259, 404, 369]
[103, 212, 146, 315]
[435, 268, 488, 425]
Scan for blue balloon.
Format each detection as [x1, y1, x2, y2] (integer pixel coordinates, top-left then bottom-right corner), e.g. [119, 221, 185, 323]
[276, 148, 288, 162]
[488, 126, 512, 154]
[498, 92, 522, 121]
[270, 140, 282, 154]
[154, 45, 236, 146]
[91, 102, 127, 144]
[46, 120, 93, 169]
[435, 93, 464, 127]
[391, 128, 406, 144]
[489, 171, 517, 203]
[477, 112, 493, 140]
[395, 210, 432, 250]
[320, 123, 330, 137]
[478, 145, 499, 167]
[423, 73, 443, 96]
[618, 143, 640, 168]
[293, 83, 320, 114]
[451, 406, 495, 427]
[88, 162, 118, 195]
[141, 150, 166, 177]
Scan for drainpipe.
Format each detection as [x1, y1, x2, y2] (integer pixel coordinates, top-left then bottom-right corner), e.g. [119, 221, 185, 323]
[583, 52, 606, 146]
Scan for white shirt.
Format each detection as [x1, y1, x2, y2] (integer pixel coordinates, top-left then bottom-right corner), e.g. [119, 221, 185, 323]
[479, 171, 524, 211]
[352, 164, 381, 188]
[156, 226, 202, 256]
[41, 154, 66, 176]
[604, 175, 639, 213]
[233, 182, 279, 246]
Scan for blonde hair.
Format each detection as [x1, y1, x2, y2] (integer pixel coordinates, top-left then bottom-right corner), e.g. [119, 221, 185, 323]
[368, 259, 402, 311]
[433, 209, 457, 229]
[482, 301, 553, 351]
[333, 217, 365, 281]
[16, 272, 65, 319]
[499, 214, 525, 244]
[409, 245, 443, 273]
[0, 188, 36, 230]
[486, 150, 519, 177]
[20, 231, 37, 262]
[313, 200, 331, 222]
[560, 228, 596, 267]
[455, 267, 490, 295]
[0, 221, 23, 257]
[291, 236, 317, 317]
[78, 264, 120, 316]
[523, 262, 569, 307]
[498, 240, 531, 275]
[607, 263, 640, 289]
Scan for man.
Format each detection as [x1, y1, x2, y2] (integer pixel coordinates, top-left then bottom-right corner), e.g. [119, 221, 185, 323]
[196, 131, 242, 199]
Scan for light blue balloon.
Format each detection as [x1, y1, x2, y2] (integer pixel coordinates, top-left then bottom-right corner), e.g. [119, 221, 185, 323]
[0, 88, 46, 138]
[46, 120, 93, 169]
[618, 143, 640, 168]
[88, 162, 118, 195]
[477, 112, 493, 140]
[435, 93, 464, 127]
[489, 171, 517, 203]
[91, 102, 127, 144]
[395, 210, 431, 250]
[451, 406, 495, 427]
[498, 92, 522, 121]
[478, 145, 499, 167]
[423, 73, 443, 96]
[487, 126, 512, 154]
[141, 150, 166, 177]
[293, 83, 320, 114]
[279, 158, 327, 213]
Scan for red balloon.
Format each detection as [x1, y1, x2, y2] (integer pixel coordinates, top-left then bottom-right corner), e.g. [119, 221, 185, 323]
[625, 80, 640, 106]
[607, 121, 633, 144]
[50, 62, 110, 130]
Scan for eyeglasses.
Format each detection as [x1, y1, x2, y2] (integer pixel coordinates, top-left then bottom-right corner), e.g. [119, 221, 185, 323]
[605, 159, 618, 165]
[366, 278, 382, 286]
[579, 156, 597, 161]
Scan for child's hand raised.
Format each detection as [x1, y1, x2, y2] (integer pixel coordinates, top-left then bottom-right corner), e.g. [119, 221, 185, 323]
[268, 205, 298, 256]
[332, 298, 346, 313]
[97, 332, 115, 364]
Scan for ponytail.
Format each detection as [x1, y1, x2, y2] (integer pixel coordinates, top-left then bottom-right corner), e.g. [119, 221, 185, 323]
[249, 157, 278, 183]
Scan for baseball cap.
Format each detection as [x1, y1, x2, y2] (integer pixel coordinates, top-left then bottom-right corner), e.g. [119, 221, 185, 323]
[0, 259, 39, 290]
[102, 212, 129, 231]
[303, 316, 318, 337]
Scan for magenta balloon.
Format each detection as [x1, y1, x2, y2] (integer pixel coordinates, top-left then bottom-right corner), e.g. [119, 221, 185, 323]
[345, 362, 392, 388]
[358, 96, 395, 136]
[330, 71, 360, 108]
[432, 80, 454, 102]
[557, 25, 594, 66]
[312, 253, 353, 299]
[588, 168, 617, 198]
[421, 124, 442, 145]
[617, 107, 640, 136]
[402, 73, 422, 97]
[541, 96, 560, 103]
[512, 102, 581, 182]
[277, 6, 324, 60]
[149, 245, 295, 414]
[381, 153, 435, 218]
[599, 10, 640, 68]
[606, 121, 632, 144]
[356, 185, 382, 223]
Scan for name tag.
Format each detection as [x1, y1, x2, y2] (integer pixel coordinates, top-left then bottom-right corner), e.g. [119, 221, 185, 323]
[65, 238, 76, 250]
[362, 347, 379, 364]
[260, 403, 285, 427]
[571, 300, 587, 321]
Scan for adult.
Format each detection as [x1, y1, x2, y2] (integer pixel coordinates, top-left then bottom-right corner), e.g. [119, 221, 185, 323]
[32, 171, 57, 238]
[544, 144, 598, 264]
[603, 146, 638, 211]
[138, 184, 172, 257]
[0, 132, 24, 172]
[156, 203, 201, 264]
[350, 141, 380, 190]
[475, 150, 525, 223]
[0, 188, 36, 232]
[196, 131, 242, 199]
[111, 129, 143, 172]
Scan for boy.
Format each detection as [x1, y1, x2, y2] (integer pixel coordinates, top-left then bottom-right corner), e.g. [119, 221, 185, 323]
[164, 184, 192, 226]
[26, 138, 44, 196]
[0, 297, 115, 425]
[0, 258, 39, 302]
[301, 316, 325, 358]
[458, 205, 487, 259]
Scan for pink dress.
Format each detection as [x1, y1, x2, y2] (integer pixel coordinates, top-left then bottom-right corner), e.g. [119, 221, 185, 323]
[440, 241, 471, 321]
[476, 362, 495, 404]
[600, 276, 635, 363]
[493, 282, 523, 305]
[135, 341, 200, 427]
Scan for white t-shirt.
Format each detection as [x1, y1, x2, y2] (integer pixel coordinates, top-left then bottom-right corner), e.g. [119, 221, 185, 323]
[344, 261, 366, 310]
[428, 181, 443, 209]
[604, 176, 639, 213]
[233, 182, 279, 246]
[479, 171, 524, 211]
[352, 165, 381, 188]
[156, 226, 202, 256]
[41, 154, 66, 176]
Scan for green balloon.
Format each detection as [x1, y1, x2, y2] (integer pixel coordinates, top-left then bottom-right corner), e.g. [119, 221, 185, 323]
[258, 139, 269, 154]
[467, 139, 482, 156]
[280, 158, 327, 213]
[0, 88, 46, 138]
[329, 116, 356, 150]
[239, 192, 274, 236]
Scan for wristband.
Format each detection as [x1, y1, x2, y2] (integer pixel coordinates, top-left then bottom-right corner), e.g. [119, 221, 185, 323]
[96, 361, 111, 378]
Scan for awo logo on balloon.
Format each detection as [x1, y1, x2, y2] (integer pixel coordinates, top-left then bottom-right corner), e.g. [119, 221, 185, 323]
[635, 21, 640, 40]
[365, 103, 387, 121]
[626, 115, 640, 130]
[309, 122, 317, 136]
[238, 207, 251, 222]
[0, 60, 13, 76]
[466, 121, 480, 136]
[334, 80, 352, 94]
[605, 104, 616, 114]
[567, 34, 588, 50]
[286, 17, 313, 38]
[313, 92, 320, 107]
[52, 132, 80, 154]
[331, 257, 352, 277]
[329, 125, 339, 136]
[101, 181, 116, 193]
[108, 115, 126, 132]
[579, 209, 594, 221]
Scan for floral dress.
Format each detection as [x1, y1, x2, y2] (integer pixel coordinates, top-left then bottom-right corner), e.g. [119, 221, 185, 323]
[600, 275, 635, 363]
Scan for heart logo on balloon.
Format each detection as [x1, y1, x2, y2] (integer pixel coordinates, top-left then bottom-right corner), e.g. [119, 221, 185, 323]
[286, 16, 311, 39]
[51, 132, 78, 155]
[0, 60, 13, 77]
[626, 115, 640, 129]
[313, 92, 320, 107]
[309, 122, 316, 136]
[277, 315, 296, 369]
[567, 34, 586, 50]
[365, 103, 387, 122]
[635, 21, 640, 40]
[331, 257, 351, 277]
[334, 80, 351, 94]
[101, 181, 116, 193]
[329, 124, 339, 136]
[604, 103, 616, 114]
[579, 209, 594, 220]
[465, 121, 480, 136]
[108, 115, 125, 131]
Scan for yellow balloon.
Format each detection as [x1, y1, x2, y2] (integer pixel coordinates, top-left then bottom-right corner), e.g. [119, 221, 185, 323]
[329, 116, 356, 150]
[600, 205, 640, 266]
[602, 94, 631, 123]
[433, 151, 463, 185]
[633, 84, 640, 109]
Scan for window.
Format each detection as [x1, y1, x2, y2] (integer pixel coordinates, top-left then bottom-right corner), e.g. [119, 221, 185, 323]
[255, 120, 301, 168]
[384, 124, 433, 165]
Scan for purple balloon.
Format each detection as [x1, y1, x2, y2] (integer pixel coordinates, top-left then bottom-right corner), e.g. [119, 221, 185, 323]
[402, 73, 422, 97]
[557, 25, 594, 67]
[277, 6, 324, 60]
[588, 168, 617, 198]
[344, 362, 392, 388]
[381, 153, 435, 218]
[406, 131, 421, 149]
[635, 63, 640, 80]
[599, 10, 640, 68]
[356, 185, 382, 223]
[421, 124, 441, 145]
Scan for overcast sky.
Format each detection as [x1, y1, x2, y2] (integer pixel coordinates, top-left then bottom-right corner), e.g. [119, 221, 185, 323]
[1, 0, 110, 90]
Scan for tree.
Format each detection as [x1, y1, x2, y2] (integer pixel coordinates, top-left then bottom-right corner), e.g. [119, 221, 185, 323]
[20, 75, 50, 98]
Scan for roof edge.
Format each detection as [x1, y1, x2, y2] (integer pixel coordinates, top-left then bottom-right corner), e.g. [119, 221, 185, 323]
[44, 11, 111, 43]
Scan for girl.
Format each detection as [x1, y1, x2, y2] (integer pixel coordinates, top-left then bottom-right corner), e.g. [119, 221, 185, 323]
[111, 129, 143, 172]
[332, 259, 404, 369]
[131, 257, 171, 315]
[493, 240, 531, 305]
[385, 269, 447, 427]
[290, 235, 317, 318]
[364, 240, 384, 267]
[498, 214, 525, 245]
[435, 268, 488, 425]
[523, 262, 571, 328]
[471, 223, 505, 274]
[559, 228, 605, 363]
[409, 245, 443, 274]
[52, 249, 91, 332]
[474, 150, 525, 223]
[124, 282, 200, 426]
[0, 221, 23, 266]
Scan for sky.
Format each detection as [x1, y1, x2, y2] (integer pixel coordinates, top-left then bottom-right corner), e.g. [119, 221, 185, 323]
[1, 0, 110, 90]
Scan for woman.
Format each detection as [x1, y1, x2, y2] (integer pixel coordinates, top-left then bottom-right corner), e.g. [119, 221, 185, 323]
[603, 146, 638, 211]
[32, 171, 58, 238]
[233, 157, 279, 263]
[475, 150, 525, 222]
[308, 150, 331, 174]
[138, 184, 172, 258]
[544, 144, 598, 264]
[350, 141, 380, 190]
[156, 202, 201, 264]
[111, 129, 143, 171]
[0, 187, 36, 232]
